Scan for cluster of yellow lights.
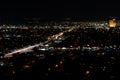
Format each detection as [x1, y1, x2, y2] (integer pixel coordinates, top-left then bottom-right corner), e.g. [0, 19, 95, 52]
[12, 71, 15, 74]
[85, 70, 90, 75]
[60, 60, 63, 64]
[48, 68, 51, 71]
[109, 19, 116, 27]
[23, 65, 31, 69]
[55, 64, 59, 68]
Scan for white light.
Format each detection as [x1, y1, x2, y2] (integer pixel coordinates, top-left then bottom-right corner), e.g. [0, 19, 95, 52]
[40, 48, 46, 51]
[62, 47, 66, 50]
[45, 44, 49, 47]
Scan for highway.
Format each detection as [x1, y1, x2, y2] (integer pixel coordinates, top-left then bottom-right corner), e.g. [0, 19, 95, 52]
[4, 27, 76, 58]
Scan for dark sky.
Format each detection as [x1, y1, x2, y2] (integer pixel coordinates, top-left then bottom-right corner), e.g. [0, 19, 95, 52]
[0, 1, 120, 21]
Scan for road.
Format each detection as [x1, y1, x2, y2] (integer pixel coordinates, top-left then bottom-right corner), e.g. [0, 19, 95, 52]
[4, 27, 75, 58]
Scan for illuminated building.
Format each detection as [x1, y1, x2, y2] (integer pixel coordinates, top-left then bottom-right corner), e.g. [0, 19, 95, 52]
[109, 19, 116, 27]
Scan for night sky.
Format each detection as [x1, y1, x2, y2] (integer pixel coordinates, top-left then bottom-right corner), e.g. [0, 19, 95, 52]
[0, 1, 120, 22]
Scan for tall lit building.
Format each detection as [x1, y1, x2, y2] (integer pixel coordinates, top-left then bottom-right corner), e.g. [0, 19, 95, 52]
[109, 19, 116, 27]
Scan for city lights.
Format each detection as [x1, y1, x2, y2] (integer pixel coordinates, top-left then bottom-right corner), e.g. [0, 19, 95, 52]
[0, 19, 120, 80]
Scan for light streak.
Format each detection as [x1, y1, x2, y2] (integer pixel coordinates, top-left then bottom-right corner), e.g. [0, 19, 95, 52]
[4, 28, 75, 58]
